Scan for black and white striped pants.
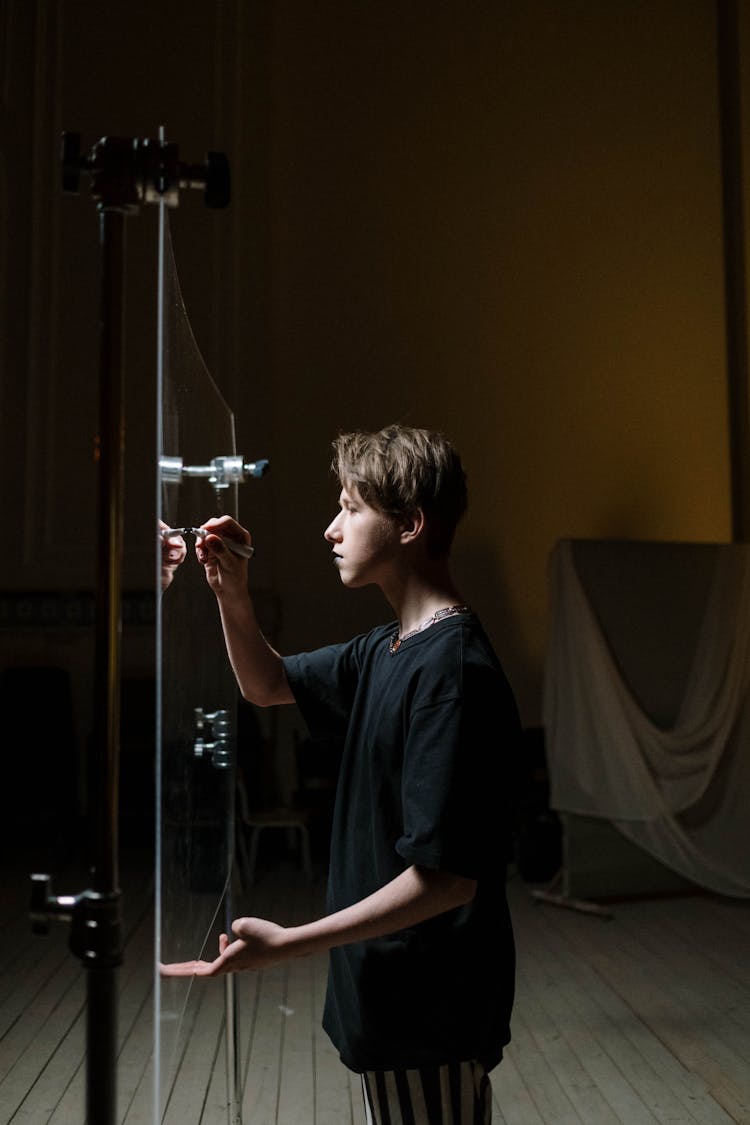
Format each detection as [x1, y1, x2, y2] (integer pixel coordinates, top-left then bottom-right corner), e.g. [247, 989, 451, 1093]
[360, 1059, 492, 1125]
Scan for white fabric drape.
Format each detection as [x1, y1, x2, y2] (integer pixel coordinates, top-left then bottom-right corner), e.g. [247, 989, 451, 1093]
[543, 539, 750, 898]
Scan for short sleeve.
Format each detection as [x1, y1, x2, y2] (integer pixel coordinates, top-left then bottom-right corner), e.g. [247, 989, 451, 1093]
[283, 638, 361, 739]
[395, 666, 517, 879]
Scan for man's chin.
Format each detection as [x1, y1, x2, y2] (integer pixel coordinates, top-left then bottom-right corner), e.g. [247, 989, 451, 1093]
[336, 569, 367, 589]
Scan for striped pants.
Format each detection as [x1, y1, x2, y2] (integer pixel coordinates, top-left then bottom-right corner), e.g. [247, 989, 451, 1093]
[360, 1060, 492, 1125]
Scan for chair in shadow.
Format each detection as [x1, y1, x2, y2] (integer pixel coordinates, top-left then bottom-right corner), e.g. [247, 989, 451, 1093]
[236, 779, 313, 886]
[235, 702, 340, 886]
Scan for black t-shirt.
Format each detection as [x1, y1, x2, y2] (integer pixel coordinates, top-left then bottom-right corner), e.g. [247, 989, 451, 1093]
[283, 613, 520, 1073]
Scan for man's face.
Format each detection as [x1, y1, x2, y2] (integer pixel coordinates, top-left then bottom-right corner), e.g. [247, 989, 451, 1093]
[324, 485, 401, 588]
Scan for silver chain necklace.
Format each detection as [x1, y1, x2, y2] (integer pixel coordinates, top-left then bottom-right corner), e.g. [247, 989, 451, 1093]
[389, 604, 471, 654]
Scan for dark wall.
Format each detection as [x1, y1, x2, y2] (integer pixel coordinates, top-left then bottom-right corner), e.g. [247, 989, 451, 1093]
[1, 3, 744, 791]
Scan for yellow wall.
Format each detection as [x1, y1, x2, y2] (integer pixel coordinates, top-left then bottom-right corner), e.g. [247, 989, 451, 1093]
[0, 1, 739, 736]
[226, 1, 732, 722]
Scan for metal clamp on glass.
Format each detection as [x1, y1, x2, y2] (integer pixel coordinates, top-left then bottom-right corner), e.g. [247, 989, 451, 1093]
[193, 707, 233, 769]
[30, 874, 123, 965]
[160, 454, 270, 489]
[61, 132, 230, 211]
[160, 525, 255, 558]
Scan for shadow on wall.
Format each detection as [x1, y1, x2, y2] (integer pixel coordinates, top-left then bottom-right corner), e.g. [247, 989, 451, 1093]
[0, 666, 82, 870]
[455, 532, 540, 725]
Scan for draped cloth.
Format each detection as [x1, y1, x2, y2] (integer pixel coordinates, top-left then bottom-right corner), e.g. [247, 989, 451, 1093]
[543, 539, 750, 898]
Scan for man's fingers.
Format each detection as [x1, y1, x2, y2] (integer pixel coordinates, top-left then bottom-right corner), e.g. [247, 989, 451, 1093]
[159, 960, 206, 977]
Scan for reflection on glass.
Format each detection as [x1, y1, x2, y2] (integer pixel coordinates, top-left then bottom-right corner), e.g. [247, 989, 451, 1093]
[158, 522, 187, 591]
[155, 213, 239, 1121]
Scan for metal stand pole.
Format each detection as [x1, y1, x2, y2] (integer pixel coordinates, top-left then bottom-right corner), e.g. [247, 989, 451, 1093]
[30, 131, 232, 1125]
[225, 974, 242, 1124]
[30, 195, 129, 1125]
[225, 768, 243, 1125]
[86, 204, 128, 1124]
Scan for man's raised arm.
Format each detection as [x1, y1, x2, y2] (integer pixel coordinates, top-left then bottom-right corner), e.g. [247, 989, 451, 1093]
[197, 516, 294, 707]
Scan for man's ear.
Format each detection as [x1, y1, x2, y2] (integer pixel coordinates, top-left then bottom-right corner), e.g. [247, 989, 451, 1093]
[399, 508, 425, 545]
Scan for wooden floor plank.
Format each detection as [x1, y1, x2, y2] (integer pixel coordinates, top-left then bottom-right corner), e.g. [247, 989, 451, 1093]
[240, 868, 295, 1125]
[0, 913, 68, 1010]
[0, 954, 85, 1122]
[3, 855, 750, 1124]
[274, 866, 322, 1124]
[47, 896, 156, 1125]
[516, 890, 725, 1125]
[514, 970, 634, 1125]
[6, 1004, 85, 1124]
[615, 904, 750, 1041]
[651, 897, 750, 990]
[110, 904, 158, 1125]
[508, 1008, 587, 1124]
[202, 1031, 237, 1125]
[491, 1047, 547, 1125]
[611, 909, 750, 1124]
[0, 940, 81, 1078]
[310, 935, 357, 1125]
[120, 1056, 157, 1125]
[161, 979, 226, 1125]
[528, 887, 749, 1125]
[275, 955, 316, 1123]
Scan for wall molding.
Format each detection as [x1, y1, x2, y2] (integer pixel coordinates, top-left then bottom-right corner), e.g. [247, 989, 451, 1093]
[0, 589, 155, 630]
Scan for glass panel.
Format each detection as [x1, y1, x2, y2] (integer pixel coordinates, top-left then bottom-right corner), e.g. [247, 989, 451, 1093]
[155, 210, 239, 1121]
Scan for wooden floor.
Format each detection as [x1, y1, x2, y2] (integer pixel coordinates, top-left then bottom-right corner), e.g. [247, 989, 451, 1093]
[2, 846, 750, 1124]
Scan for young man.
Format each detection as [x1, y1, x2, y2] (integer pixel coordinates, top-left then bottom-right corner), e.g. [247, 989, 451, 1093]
[162, 424, 521, 1124]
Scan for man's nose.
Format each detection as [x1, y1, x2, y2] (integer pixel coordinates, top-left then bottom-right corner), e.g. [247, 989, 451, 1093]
[324, 515, 341, 542]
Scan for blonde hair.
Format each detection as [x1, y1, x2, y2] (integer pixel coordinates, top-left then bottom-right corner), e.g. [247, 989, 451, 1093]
[331, 424, 467, 557]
